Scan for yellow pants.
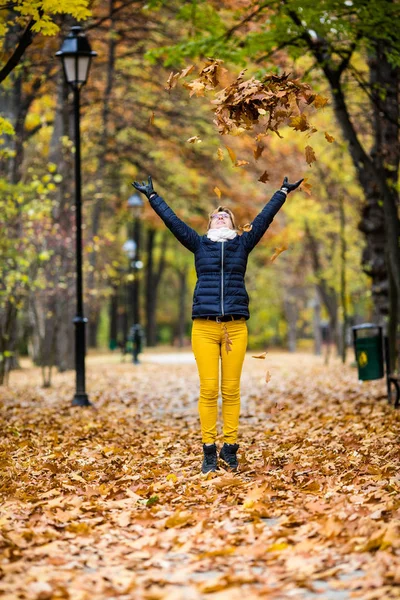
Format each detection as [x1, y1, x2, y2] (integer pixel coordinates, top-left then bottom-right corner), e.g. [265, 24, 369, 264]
[191, 318, 248, 444]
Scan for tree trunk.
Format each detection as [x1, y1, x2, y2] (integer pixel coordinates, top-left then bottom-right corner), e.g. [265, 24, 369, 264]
[339, 195, 348, 363]
[87, 0, 117, 347]
[313, 289, 322, 356]
[145, 228, 168, 346]
[283, 291, 297, 352]
[305, 221, 339, 353]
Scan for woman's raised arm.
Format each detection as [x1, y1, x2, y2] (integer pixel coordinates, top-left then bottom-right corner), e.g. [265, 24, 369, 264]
[241, 176, 303, 253]
[132, 176, 200, 253]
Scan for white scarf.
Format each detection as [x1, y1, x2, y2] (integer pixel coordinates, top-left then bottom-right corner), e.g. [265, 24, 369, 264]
[207, 227, 237, 242]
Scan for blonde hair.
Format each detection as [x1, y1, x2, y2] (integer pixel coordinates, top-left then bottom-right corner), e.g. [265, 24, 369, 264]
[207, 206, 237, 231]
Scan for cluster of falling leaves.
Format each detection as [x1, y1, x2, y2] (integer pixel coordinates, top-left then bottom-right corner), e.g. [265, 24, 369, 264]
[0, 355, 399, 599]
[165, 59, 335, 181]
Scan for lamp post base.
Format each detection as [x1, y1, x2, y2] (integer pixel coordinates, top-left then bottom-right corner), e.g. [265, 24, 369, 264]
[72, 393, 91, 407]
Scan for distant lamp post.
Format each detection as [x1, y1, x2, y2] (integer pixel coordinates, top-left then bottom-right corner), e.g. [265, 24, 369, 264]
[56, 26, 97, 407]
[127, 192, 144, 364]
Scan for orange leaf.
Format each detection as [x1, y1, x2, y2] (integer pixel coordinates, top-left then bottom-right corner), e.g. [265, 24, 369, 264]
[325, 132, 335, 143]
[149, 112, 155, 126]
[301, 178, 312, 196]
[235, 160, 249, 167]
[225, 146, 236, 165]
[240, 223, 253, 232]
[270, 243, 289, 262]
[258, 170, 269, 183]
[214, 186, 221, 199]
[265, 371, 271, 383]
[252, 352, 268, 359]
[313, 94, 329, 109]
[305, 145, 317, 165]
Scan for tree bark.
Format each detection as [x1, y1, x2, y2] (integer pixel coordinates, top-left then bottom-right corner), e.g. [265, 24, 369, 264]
[145, 228, 168, 346]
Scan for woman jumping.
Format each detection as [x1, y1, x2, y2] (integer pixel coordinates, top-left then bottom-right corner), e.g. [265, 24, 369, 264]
[133, 175, 303, 473]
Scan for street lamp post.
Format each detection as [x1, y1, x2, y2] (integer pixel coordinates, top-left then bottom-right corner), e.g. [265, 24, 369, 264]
[56, 26, 97, 406]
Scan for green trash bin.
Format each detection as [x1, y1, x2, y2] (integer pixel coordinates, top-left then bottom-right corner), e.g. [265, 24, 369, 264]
[352, 323, 384, 381]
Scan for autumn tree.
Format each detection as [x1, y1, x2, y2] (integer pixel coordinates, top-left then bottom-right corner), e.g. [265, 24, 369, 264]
[148, 0, 400, 365]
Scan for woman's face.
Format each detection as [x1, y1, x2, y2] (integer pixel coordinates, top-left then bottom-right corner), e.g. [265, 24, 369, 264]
[209, 211, 234, 230]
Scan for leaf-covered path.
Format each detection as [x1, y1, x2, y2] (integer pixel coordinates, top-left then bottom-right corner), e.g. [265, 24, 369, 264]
[1, 351, 399, 599]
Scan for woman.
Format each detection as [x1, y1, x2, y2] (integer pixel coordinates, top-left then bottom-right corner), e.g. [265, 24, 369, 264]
[133, 175, 303, 473]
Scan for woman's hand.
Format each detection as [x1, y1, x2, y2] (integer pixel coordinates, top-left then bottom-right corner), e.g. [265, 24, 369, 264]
[280, 176, 304, 194]
[132, 175, 156, 199]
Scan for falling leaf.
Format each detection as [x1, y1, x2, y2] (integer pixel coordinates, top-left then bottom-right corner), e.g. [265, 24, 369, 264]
[239, 223, 252, 232]
[265, 371, 272, 383]
[222, 324, 232, 353]
[301, 178, 312, 196]
[313, 94, 329, 109]
[253, 144, 265, 160]
[149, 112, 155, 126]
[214, 187, 221, 199]
[216, 147, 224, 161]
[325, 132, 335, 143]
[289, 114, 310, 132]
[187, 136, 202, 144]
[270, 243, 289, 262]
[225, 146, 236, 165]
[258, 170, 270, 183]
[305, 145, 317, 165]
[235, 160, 249, 167]
[165, 71, 180, 92]
[182, 80, 206, 97]
[179, 64, 194, 78]
[252, 352, 268, 359]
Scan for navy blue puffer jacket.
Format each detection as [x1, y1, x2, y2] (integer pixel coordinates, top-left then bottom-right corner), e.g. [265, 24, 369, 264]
[149, 191, 286, 320]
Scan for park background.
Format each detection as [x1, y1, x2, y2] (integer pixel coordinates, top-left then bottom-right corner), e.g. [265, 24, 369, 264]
[1, 2, 400, 599]
[2, 0, 399, 388]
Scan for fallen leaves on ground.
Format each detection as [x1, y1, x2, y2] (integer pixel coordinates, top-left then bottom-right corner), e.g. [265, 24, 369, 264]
[0, 351, 399, 599]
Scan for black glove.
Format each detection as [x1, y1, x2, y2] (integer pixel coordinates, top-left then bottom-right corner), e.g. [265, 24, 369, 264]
[132, 175, 156, 199]
[280, 176, 304, 194]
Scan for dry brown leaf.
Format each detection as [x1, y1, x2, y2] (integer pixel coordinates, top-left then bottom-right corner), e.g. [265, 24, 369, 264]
[216, 147, 224, 161]
[187, 136, 202, 144]
[325, 132, 335, 143]
[265, 371, 272, 383]
[149, 111, 155, 126]
[301, 178, 312, 196]
[179, 64, 194, 78]
[253, 144, 265, 160]
[235, 160, 249, 167]
[165, 71, 180, 92]
[258, 170, 270, 183]
[289, 114, 310, 132]
[305, 145, 317, 165]
[313, 94, 329, 109]
[252, 352, 268, 359]
[222, 324, 232, 353]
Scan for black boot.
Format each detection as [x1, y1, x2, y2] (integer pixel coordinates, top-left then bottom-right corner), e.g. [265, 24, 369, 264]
[202, 443, 218, 474]
[219, 443, 239, 471]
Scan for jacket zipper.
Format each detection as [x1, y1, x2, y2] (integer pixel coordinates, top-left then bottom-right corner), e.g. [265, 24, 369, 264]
[221, 242, 225, 316]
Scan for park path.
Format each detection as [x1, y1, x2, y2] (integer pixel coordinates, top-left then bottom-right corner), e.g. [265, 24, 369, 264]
[0, 350, 399, 599]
